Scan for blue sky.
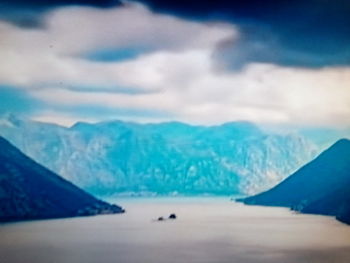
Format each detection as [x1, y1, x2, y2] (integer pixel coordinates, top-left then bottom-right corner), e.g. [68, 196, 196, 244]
[0, 0, 349, 127]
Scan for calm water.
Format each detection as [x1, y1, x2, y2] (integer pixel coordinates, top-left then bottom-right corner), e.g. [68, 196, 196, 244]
[1, 197, 350, 263]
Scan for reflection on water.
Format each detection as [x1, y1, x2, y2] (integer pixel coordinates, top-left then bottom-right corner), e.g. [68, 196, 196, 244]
[1, 197, 350, 263]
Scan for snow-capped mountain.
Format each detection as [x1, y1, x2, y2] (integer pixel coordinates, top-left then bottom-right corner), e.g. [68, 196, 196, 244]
[0, 114, 322, 196]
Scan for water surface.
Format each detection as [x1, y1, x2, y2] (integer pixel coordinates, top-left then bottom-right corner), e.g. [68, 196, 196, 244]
[1, 197, 350, 263]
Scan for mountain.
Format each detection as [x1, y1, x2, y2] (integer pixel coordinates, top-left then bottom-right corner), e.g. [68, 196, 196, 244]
[299, 127, 350, 149]
[0, 136, 124, 222]
[239, 139, 350, 224]
[0, 114, 319, 196]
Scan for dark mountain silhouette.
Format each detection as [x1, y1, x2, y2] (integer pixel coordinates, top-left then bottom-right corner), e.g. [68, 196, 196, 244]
[239, 139, 350, 224]
[0, 136, 124, 222]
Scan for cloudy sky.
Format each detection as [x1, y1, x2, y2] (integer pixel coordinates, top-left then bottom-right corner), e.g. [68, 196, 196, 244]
[0, 0, 349, 127]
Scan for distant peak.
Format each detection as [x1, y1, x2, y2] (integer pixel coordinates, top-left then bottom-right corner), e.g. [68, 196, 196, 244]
[314, 137, 350, 160]
[218, 121, 258, 129]
[332, 138, 350, 148]
[0, 112, 24, 127]
[70, 121, 91, 129]
[335, 138, 350, 144]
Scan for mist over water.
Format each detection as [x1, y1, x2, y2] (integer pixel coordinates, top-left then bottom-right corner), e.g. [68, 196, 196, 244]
[1, 198, 350, 263]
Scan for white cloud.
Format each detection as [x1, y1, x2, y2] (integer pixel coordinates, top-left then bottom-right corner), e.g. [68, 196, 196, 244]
[0, 3, 349, 127]
[0, 3, 236, 89]
[30, 50, 350, 126]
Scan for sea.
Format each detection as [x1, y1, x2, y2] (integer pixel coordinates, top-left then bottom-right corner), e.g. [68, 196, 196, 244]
[1, 197, 350, 263]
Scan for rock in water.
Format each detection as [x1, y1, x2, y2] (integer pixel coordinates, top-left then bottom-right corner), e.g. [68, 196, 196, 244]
[169, 214, 177, 219]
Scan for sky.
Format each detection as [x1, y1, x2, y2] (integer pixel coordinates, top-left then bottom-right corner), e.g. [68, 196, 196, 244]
[0, 0, 349, 127]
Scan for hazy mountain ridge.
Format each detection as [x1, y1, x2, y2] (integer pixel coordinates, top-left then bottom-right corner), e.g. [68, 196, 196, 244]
[239, 139, 350, 224]
[0, 136, 124, 222]
[0, 114, 321, 196]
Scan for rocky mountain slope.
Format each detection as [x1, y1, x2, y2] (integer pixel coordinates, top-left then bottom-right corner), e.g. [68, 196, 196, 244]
[0, 114, 319, 196]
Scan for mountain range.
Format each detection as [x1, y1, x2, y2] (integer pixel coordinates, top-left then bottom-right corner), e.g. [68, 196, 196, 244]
[0, 136, 124, 222]
[239, 139, 350, 224]
[1, 114, 347, 197]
